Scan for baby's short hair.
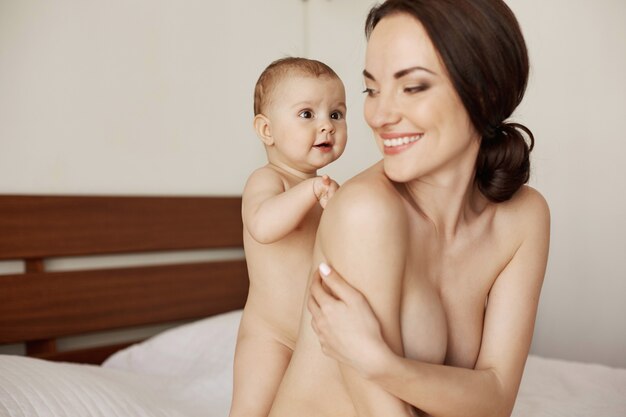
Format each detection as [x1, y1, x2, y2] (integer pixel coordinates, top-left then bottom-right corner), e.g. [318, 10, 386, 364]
[253, 57, 339, 116]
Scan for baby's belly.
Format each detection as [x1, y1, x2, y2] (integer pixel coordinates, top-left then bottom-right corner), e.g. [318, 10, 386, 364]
[241, 282, 305, 350]
[243, 238, 315, 345]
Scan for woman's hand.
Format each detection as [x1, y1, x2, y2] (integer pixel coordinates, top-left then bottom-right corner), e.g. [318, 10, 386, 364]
[307, 262, 392, 378]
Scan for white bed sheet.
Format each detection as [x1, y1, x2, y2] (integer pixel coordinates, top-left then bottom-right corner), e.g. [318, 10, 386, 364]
[0, 355, 193, 417]
[513, 355, 626, 416]
[1, 309, 625, 417]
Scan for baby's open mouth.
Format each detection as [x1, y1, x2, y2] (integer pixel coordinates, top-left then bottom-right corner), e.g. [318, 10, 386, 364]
[314, 143, 332, 149]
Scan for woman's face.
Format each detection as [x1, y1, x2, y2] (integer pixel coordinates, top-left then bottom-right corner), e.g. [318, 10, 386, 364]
[363, 13, 480, 183]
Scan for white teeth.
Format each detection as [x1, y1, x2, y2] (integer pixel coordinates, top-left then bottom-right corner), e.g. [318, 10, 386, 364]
[383, 135, 422, 147]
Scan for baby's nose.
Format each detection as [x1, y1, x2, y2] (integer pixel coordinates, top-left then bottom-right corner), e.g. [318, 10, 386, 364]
[320, 120, 335, 134]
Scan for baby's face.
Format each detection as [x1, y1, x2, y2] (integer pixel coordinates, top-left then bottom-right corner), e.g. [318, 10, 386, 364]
[265, 74, 347, 174]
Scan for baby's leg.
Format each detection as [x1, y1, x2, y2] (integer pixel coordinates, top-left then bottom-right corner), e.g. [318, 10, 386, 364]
[229, 313, 293, 417]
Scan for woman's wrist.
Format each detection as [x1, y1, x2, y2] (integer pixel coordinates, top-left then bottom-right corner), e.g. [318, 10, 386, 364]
[359, 340, 398, 381]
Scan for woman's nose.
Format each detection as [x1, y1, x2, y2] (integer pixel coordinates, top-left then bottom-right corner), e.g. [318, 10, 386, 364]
[366, 94, 401, 128]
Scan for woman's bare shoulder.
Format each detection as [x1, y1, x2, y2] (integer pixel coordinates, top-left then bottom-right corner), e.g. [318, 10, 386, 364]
[325, 162, 406, 224]
[317, 166, 409, 283]
[494, 185, 550, 239]
[500, 185, 549, 218]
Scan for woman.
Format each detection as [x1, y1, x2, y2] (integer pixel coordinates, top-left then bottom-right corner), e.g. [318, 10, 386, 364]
[270, 0, 550, 416]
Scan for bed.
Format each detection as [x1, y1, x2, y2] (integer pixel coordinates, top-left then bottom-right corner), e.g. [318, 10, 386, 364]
[0, 195, 624, 417]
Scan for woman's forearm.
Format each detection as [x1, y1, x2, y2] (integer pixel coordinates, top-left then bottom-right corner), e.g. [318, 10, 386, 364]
[368, 350, 512, 417]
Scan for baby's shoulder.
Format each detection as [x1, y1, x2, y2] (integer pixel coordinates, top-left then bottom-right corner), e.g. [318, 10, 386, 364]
[242, 165, 286, 196]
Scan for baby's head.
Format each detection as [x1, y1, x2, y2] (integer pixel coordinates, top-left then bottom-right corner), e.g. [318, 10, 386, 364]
[253, 57, 347, 174]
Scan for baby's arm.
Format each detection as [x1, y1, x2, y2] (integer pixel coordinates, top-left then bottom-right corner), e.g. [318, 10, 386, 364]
[242, 167, 337, 244]
[314, 175, 339, 209]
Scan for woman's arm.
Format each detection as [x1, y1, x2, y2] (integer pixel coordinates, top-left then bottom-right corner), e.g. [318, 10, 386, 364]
[309, 188, 550, 417]
[312, 179, 415, 417]
[242, 167, 337, 244]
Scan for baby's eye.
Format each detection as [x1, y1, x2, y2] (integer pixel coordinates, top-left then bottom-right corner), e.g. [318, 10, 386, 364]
[299, 110, 313, 119]
[330, 111, 344, 120]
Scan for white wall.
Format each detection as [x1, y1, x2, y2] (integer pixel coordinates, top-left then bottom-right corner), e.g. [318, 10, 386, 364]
[507, 0, 626, 368]
[0, 0, 303, 195]
[1, 0, 625, 367]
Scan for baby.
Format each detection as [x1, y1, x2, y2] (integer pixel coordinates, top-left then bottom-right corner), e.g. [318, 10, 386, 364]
[229, 57, 347, 417]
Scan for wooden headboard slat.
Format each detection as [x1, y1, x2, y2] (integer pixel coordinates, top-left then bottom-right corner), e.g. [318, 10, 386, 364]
[0, 259, 248, 344]
[0, 194, 248, 363]
[0, 195, 243, 260]
[32, 341, 138, 365]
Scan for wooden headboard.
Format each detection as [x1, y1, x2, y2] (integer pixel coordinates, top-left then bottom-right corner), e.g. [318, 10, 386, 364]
[0, 195, 248, 364]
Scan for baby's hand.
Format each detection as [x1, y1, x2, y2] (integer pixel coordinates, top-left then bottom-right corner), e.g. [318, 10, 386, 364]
[313, 175, 339, 209]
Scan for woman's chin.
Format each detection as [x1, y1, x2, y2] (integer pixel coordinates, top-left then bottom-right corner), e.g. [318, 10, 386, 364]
[383, 160, 418, 183]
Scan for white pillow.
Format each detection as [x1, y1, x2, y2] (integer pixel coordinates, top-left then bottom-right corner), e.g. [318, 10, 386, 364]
[103, 309, 242, 377]
[103, 309, 243, 416]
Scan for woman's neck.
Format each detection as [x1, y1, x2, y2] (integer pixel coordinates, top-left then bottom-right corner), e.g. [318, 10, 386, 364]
[401, 154, 487, 240]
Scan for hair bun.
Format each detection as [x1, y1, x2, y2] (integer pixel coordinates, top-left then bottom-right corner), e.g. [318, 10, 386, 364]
[476, 122, 534, 202]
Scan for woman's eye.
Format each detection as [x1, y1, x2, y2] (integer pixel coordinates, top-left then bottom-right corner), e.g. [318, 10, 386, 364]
[362, 88, 377, 97]
[404, 85, 428, 94]
[299, 110, 313, 119]
[330, 111, 344, 120]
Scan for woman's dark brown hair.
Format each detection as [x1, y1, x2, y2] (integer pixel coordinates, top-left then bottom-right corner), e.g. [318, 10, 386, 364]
[366, 0, 534, 202]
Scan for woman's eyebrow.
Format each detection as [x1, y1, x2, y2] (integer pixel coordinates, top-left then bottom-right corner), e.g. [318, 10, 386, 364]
[363, 66, 436, 81]
[363, 69, 375, 81]
[395, 66, 436, 78]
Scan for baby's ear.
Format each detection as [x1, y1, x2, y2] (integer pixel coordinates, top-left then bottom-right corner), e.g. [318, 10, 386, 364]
[253, 114, 274, 146]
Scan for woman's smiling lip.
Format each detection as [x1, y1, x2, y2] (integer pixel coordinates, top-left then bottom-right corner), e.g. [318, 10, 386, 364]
[381, 133, 424, 155]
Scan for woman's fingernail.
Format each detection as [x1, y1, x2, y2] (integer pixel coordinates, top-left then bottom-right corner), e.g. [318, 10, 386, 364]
[319, 262, 331, 277]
